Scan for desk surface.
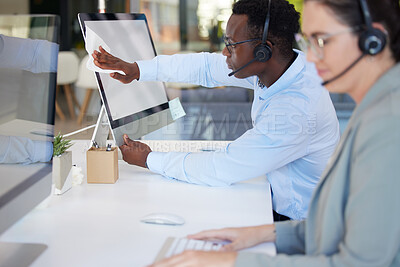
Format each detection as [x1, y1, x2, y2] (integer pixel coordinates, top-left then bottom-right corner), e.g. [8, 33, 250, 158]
[0, 140, 275, 267]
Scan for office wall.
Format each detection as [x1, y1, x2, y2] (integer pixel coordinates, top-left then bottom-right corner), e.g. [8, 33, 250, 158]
[0, 0, 29, 14]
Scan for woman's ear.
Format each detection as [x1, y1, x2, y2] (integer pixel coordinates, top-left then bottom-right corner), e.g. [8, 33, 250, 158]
[372, 22, 388, 36]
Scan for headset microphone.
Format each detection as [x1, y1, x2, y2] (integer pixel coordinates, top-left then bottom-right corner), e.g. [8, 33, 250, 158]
[358, 0, 386, 56]
[228, 58, 258, 77]
[323, 0, 387, 86]
[322, 54, 364, 86]
[227, 0, 272, 78]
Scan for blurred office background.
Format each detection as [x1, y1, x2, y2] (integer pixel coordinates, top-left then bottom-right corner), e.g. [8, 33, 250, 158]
[0, 0, 354, 141]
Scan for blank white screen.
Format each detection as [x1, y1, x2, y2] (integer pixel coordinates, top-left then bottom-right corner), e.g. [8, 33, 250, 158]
[86, 20, 168, 121]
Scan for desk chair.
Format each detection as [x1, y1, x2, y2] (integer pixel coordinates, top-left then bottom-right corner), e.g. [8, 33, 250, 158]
[76, 55, 99, 125]
[56, 51, 80, 120]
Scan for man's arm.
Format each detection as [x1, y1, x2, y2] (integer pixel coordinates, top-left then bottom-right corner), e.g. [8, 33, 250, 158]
[93, 47, 255, 89]
[0, 135, 53, 164]
[137, 52, 255, 89]
[147, 103, 310, 186]
[0, 34, 58, 73]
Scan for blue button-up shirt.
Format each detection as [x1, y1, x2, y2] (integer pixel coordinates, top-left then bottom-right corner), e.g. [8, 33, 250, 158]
[137, 51, 339, 220]
[0, 135, 53, 164]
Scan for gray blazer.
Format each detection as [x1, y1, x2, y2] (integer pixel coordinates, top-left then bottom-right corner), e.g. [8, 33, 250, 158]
[236, 63, 400, 266]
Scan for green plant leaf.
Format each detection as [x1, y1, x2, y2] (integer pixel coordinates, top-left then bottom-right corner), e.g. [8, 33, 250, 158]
[53, 132, 72, 157]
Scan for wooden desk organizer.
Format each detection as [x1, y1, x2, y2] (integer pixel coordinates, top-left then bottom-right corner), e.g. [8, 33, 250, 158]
[86, 147, 119, 183]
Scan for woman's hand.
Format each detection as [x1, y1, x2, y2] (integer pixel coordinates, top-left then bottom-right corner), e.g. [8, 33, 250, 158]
[147, 225, 275, 266]
[92, 46, 140, 84]
[148, 251, 237, 267]
[188, 224, 276, 251]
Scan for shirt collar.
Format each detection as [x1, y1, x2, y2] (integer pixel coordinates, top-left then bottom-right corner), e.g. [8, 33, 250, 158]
[257, 49, 305, 100]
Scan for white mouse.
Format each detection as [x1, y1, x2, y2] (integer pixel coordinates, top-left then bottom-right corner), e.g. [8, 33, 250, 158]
[140, 213, 185, 226]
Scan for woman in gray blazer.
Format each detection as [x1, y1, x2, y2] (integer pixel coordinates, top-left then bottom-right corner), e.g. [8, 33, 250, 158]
[150, 0, 400, 266]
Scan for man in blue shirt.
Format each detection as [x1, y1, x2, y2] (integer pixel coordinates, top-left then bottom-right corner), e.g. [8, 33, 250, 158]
[0, 34, 56, 164]
[92, 0, 340, 220]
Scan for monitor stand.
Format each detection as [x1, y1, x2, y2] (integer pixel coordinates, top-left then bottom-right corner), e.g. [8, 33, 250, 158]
[0, 242, 47, 267]
[92, 105, 112, 148]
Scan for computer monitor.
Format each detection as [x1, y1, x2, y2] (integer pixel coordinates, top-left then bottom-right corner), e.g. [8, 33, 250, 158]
[78, 13, 174, 146]
[0, 14, 59, 266]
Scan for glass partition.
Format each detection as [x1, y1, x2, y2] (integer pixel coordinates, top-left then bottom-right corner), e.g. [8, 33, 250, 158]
[0, 15, 59, 266]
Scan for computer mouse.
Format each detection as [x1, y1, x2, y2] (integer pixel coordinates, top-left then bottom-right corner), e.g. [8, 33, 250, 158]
[140, 213, 185, 226]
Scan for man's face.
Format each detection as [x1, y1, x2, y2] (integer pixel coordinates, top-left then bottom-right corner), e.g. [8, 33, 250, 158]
[223, 14, 260, 79]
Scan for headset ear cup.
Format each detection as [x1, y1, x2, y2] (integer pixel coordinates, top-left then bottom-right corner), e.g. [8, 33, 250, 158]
[254, 44, 272, 62]
[358, 28, 387, 55]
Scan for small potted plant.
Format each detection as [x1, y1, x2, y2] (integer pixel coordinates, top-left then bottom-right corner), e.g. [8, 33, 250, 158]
[52, 132, 73, 195]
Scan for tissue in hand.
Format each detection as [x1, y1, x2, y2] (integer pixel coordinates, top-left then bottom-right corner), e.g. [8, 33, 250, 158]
[84, 26, 125, 75]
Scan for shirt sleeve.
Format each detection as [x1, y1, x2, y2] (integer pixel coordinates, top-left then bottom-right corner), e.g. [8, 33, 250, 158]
[0, 135, 53, 164]
[147, 102, 310, 186]
[274, 220, 306, 255]
[136, 52, 254, 89]
[235, 110, 400, 266]
[0, 34, 59, 73]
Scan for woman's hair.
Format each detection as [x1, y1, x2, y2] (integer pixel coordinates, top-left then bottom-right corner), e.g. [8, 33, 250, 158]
[304, 0, 400, 62]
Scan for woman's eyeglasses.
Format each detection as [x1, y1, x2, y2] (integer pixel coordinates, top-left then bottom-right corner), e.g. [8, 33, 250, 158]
[295, 27, 360, 59]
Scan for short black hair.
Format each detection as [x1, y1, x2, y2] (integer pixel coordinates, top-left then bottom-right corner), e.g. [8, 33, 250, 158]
[232, 0, 300, 58]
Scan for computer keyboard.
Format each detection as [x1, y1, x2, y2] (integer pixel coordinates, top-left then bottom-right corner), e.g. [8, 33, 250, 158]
[141, 140, 230, 153]
[155, 237, 225, 262]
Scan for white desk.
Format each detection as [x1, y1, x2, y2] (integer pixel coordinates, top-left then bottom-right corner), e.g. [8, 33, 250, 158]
[0, 140, 275, 267]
